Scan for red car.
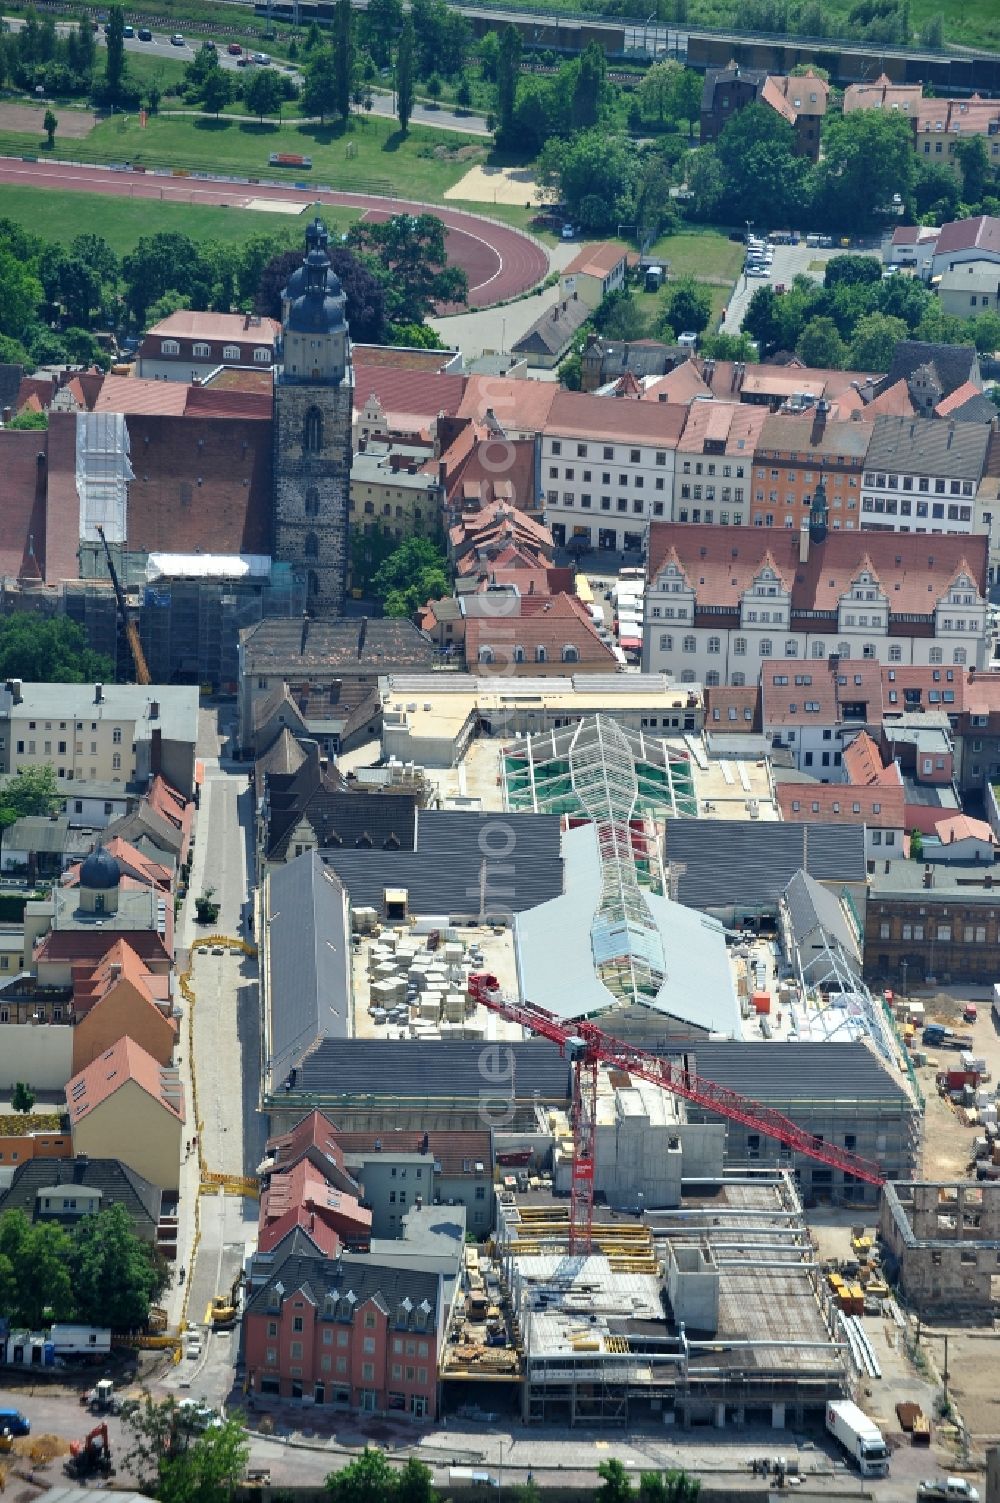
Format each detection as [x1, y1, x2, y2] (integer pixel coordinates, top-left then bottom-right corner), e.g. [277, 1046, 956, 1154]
[227, 42, 243, 55]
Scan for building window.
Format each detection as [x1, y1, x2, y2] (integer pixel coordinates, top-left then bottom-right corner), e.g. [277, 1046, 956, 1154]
[759, 638, 772, 657]
[707, 637, 720, 654]
[561, 645, 579, 663]
[535, 646, 547, 664]
[305, 487, 320, 517]
[192, 342, 210, 358]
[734, 637, 747, 656]
[305, 532, 319, 559]
[304, 407, 324, 453]
[682, 635, 696, 653]
[160, 339, 180, 355]
[112, 753, 121, 772]
[223, 344, 241, 360]
[254, 347, 272, 364]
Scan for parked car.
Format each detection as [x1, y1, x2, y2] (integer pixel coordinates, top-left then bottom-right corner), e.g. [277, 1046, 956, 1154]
[747, 264, 770, 277]
[228, 41, 243, 54]
[122, 24, 134, 37]
[137, 27, 152, 40]
[251, 51, 270, 63]
[170, 32, 185, 46]
[236, 54, 250, 65]
[561, 223, 576, 240]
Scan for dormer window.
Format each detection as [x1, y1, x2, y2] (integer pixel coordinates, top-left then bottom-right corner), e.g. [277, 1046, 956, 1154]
[223, 344, 241, 360]
[160, 340, 180, 355]
[254, 348, 272, 364]
[192, 342, 210, 359]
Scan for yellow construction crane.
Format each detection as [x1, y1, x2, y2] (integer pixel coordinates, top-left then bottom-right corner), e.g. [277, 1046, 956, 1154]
[95, 525, 151, 685]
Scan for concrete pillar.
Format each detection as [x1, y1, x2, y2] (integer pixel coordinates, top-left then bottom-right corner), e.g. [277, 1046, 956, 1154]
[735, 1405, 745, 1428]
[772, 1402, 786, 1429]
[715, 1402, 726, 1428]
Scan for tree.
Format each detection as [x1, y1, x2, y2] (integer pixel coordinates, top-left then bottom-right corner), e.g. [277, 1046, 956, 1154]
[364, 0, 403, 67]
[326, 1446, 406, 1503]
[334, 0, 354, 120]
[0, 616, 112, 684]
[537, 130, 640, 233]
[303, 46, 338, 122]
[371, 536, 450, 618]
[714, 103, 808, 224]
[0, 1212, 75, 1327]
[593, 290, 647, 342]
[455, 76, 471, 109]
[426, 72, 442, 101]
[11, 1081, 35, 1115]
[816, 109, 914, 229]
[639, 59, 680, 123]
[495, 24, 521, 143]
[954, 136, 988, 206]
[43, 108, 57, 148]
[244, 67, 283, 122]
[6, 407, 47, 429]
[639, 1472, 700, 1503]
[824, 253, 881, 290]
[699, 330, 759, 361]
[848, 310, 908, 371]
[665, 277, 712, 335]
[395, 18, 415, 134]
[667, 65, 702, 136]
[0, 250, 43, 342]
[796, 315, 847, 367]
[72, 1204, 167, 1331]
[104, 4, 126, 100]
[122, 232, 211, 324]
[598, 1460, 635, 1503]
[910, 158, 960, 221]
[123, 1397, 250, 1503]
[348, 212, 466, 325]
[570, 41, 607, 131]
[201, 68, 231, 117]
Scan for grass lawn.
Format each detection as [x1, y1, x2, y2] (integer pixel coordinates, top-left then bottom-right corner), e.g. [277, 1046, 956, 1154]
[646, 230, 743, 283]
[0, 181, 359, 252]
[17, 110, 489, 200]
[121, 51, 190, 95]
[635, 279, 732, 337]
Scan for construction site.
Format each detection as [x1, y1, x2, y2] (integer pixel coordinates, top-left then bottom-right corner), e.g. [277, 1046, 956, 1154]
[440, 1172, 849, 1429]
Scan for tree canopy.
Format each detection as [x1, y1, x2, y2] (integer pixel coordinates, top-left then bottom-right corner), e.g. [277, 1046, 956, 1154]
[371, 536, 450, 618]
[123, 1396, 250, 1503]
[0, 615, 112, 683]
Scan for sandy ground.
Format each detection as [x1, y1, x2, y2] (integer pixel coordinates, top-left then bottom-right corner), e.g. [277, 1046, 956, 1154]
[444, 161, 552, 206]
[0, 101, 97, 136]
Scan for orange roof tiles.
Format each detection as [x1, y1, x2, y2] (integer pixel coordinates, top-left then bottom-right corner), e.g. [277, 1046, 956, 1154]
[146, 310, 281, 346]
[777, 781, 905, 828]
[647, 523, 988, 617]
[66, 1035, 185, 1123]
[545, 389, 688, 445]
[935, 813, 995, 845]
[562, 240, 629, 279]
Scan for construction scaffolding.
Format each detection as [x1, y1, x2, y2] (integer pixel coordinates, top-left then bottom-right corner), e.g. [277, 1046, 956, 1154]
[75, 412, 133, 546]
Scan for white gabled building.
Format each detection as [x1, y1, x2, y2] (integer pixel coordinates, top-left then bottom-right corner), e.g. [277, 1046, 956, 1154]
[641, 504, 989, 687]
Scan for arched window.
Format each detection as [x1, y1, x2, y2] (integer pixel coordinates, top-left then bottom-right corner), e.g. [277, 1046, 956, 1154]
[811, 640, 825, 658]
[304, 532, 319, 560]
[536, 646, 547, 663]
[305, 488, 320, 518]
[308, 570, 320, 598]
[512, 646, 525, 664]
[562, 645, 579, 663]
[705, 670, 720, 687]
[478, 646, 494, 664]
[304, 406, 323, 453]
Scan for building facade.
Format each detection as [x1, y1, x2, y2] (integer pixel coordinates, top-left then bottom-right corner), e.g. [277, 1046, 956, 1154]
[541, 393, 686, 553]
[751, 410, 869, 532]
[642, 518, 989, 686]
[860, 416, 990, 536]
[863, 860, 1000, 985]
[273, 219, 354, 615]
[137, 310, 280, 382]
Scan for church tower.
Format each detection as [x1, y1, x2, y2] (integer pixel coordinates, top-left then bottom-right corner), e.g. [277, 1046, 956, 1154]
[273, 218, 353, 614]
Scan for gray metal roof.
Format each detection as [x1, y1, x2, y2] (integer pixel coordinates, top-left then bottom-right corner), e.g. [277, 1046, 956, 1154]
[864, 414, 990, 481]
[0, 1156, 162, 1239]
[783, 868, 860, 972]
[266, 851, 351, 1083]
[0, 683, 198, 748]
[663, 818, 866, 912]
[682, 1041, 910, 1106]
[870, 860, 1000, 901]
[320, 808, 563, 917]
[240, 616, 436, 674]
[515, 824, 740, 1035]
[291, 1039, 572, 1102]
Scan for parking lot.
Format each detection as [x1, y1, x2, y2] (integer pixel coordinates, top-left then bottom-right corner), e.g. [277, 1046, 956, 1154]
[721, 240, 881, 336]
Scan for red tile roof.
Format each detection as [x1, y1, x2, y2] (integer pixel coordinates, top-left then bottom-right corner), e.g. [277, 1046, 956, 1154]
[96, 375, 190, 417]
[935, 813, 995, 845]
[267, 1108, 346, 1175]
[335, 1128, 491, 1175]
[146, 310, 281, 346]
[457, 375, 560, 435]
[935, 381, 982, 418]
[260, 1159, 372, 1239]
[545, 389, 688, 445]
[647, 523, 988, 616]
[464, 591, 618, 670]
[777, 781, 904, 827]
[65, 1035, 185, 1124]
[934, 214, 1000, 258]
[705, 684, 762, 731]
[125, 415, 272, 556]
[353, 368, 467, 430]
[562, 240, 629, 278]
[257, 1205, 342, 1257]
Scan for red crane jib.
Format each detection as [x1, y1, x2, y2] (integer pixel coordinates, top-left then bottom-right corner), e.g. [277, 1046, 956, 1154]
[467, 973, 885, 1188]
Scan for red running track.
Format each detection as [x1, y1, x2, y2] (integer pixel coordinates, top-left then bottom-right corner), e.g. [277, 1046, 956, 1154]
[0, 156, 550, 307]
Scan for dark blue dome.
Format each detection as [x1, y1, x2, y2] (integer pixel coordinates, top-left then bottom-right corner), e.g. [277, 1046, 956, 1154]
[287, 289, 346, 334]
[80, 845, 121, 890]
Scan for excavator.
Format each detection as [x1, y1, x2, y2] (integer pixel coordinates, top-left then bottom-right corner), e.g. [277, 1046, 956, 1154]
[95, 523, 151, 685]
[65, 1422, 114, 1480]
[209, 1270, 246, 1329]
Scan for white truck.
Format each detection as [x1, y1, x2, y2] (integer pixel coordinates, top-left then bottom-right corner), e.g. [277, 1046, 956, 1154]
[826, 1399, 890, 1477]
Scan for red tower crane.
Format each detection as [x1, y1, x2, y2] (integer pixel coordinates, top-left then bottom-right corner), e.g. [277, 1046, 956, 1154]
[467, 973, 886, 1255]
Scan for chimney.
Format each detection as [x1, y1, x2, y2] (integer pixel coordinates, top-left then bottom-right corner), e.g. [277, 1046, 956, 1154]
[300, 612, 309, 656]
[799, 519, 810, 565]
[95, 683, 104, 704]
[150, 725, 162, 777]
[923, 864, 933, 888]
[6, 678, 22, 705]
